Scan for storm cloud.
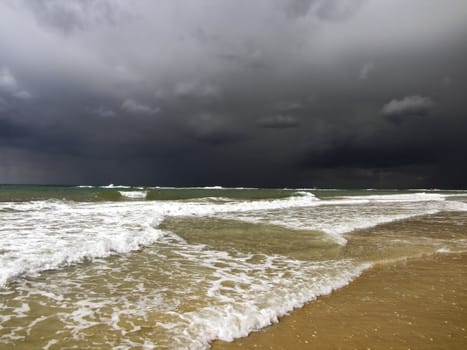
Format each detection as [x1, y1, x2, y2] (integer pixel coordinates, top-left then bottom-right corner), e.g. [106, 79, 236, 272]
[1, 0, 467, 188]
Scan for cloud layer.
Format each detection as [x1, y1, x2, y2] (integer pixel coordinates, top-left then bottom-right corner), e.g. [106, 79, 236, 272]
[1, 0, 467, 187]
[382, 95, 434, 118]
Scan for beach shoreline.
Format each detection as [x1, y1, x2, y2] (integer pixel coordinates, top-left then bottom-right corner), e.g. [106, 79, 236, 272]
[213, 252, 467, 349]
[2, 187, 466, 349]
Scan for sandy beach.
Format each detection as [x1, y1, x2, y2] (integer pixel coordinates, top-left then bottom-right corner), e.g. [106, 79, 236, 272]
[214, 252, 467, 349]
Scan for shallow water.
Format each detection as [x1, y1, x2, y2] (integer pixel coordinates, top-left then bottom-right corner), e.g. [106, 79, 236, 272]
[1, 186, 466, 349]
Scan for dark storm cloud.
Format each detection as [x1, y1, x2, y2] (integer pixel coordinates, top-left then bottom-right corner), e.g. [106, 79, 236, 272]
[299, 137, 438, 169]
[1, 0, 467, 187]
[0, 118, 30, 140]
[257, 115, 300, 129]
[184, 113, 244, 146]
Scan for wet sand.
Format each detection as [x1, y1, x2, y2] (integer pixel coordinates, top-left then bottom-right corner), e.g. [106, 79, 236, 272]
[213, 253, 467, 349]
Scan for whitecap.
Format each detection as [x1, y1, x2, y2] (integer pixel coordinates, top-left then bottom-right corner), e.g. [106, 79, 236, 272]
[119, 191, 147, 199]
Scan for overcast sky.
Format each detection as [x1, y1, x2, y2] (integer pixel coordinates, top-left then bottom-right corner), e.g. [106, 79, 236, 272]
[1, 0, 466, 187]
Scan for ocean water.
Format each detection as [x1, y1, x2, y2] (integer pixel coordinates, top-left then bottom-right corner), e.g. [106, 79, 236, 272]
[1, 185, 467, 349]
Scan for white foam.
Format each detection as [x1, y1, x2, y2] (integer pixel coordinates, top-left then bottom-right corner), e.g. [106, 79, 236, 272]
[2, 236, 369, 348]
[119, 191, 147, 199]
[337, 192, 447, 202]
[147, 186, 260, 190]
[43, 339, 59, 350]
[436, 247, 451, 253]
[210, 192, 467, 245]
[153, 191, 320, 217]
[0, 201, 166, 287]
[1, 191, 465, 287]
[155, 248, 370, 349]
[293, 191, 316, 197]
[100, 184, 131, 189]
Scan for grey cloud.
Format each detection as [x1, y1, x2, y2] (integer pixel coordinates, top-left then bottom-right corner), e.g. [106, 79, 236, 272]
[0, 67, 32, 100]
[359, 62, 374, 80]
[0, 67, 17, 91]
[12, 90, 32, 100]
[381, 95, 434, 118]
[275, 101, 303, 112]
[282, 0, 366, 20]
[0, 118, 29, 139]
[172, 82, 221, 100]
[258, 115, 299, 129]
[441, 75, 452, 88]
[121, 99, 159, 116]
[92, 106, 116, 118]
[315, 0, 366, 21]
[0, 97, 7, 110]
[24, 0, 126, 34]
[216, 48, 268, 71]
[282, 0, 315, 19]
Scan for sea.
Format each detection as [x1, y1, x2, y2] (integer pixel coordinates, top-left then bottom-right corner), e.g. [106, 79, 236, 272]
[1, 185, 466, 349]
